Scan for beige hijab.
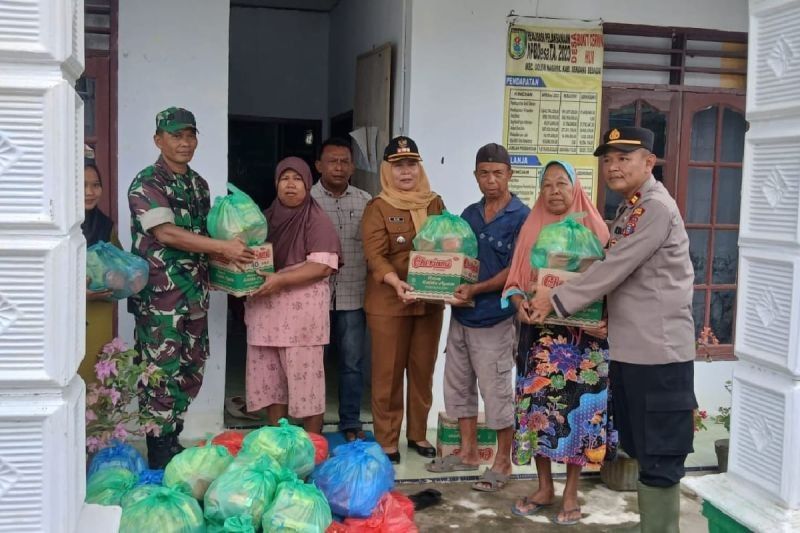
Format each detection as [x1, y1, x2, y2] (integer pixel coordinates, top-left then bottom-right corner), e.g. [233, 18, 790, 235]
[378, 160, 438, 232]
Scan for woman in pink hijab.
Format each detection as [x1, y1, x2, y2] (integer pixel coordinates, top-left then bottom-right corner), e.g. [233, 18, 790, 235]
[504, 160, 614, 526]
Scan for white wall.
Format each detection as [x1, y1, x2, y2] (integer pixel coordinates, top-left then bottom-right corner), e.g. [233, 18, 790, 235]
[117, 0, 230, 438]
[229, 7, 329, 128]
[407, 0, 748, 428]
[328, 0, 410, 134]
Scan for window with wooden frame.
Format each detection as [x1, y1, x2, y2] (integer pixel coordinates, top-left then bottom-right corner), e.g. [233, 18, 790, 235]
[599, 23, 747, 359]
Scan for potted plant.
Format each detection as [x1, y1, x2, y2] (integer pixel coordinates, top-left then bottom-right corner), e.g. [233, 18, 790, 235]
[713, 381, 732, 473]
[85, 338, 165, 454]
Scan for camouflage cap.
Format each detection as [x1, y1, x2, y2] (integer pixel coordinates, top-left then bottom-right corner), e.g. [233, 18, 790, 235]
[155, 107, 198, 134]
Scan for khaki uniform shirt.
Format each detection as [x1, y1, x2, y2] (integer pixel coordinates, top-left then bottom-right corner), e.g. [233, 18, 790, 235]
[551, 176, 695, 365]
[362, 196, 446, 317]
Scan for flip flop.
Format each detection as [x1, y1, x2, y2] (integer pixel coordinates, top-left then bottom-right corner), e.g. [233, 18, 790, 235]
[224, 396, 261, 421]
[551, 507, 582, 526]
[425, 455, 480, 473]
[511, 496, 552, 516]
[471, 468, 510, 492]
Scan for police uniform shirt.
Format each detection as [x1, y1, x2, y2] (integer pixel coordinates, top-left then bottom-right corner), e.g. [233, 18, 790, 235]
[551, 176, 696, 365]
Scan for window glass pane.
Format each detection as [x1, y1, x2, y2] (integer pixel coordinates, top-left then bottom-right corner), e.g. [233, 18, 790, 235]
[686, 167, 713, 224]
[721, 108, 746, 163]
[85, 33, 110, 51]
[692, 290, 707, 341]
[75, 77, 96, 138]
[85, 14, 110, 29]
[710, 290, 736, 344]
[717, 167, 742, 224]
[641, 102, 668, 158]
[688, 229, 709, 285]
[691, 106, 717, 161]
[712, 230, 739, 285]
[609, 104, 635, 129]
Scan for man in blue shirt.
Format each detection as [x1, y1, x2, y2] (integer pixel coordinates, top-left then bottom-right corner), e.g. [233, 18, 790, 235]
[426, 143, 529, 492]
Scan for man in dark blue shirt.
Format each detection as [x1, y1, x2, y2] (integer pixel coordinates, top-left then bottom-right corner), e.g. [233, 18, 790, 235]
[426, 143, 530, 492]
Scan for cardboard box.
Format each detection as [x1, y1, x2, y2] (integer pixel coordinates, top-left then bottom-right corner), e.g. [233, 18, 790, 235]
[436, 411, 498, 464]
[210, 243, 274, 297]
[406, 251, 480, 302]
[537, 267, 604, 327]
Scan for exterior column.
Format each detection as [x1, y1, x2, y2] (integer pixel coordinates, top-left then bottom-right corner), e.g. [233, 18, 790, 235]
[684, 1, 800, 530]
[0, 1, 90, 532]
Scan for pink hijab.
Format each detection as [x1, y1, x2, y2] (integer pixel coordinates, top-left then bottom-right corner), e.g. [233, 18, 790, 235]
[503, 160, 610, 297]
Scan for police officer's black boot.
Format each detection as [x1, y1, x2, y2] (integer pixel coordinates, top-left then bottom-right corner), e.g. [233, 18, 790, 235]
[146, 434, 175, 469]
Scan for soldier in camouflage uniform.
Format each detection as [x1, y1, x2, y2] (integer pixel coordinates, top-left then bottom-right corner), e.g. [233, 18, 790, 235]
[128, 107, 254, 468]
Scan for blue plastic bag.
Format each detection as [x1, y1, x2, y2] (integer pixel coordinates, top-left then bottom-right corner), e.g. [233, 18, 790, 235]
[86, 241, 150, 299]
[309, 441, 394, 518]
[88, 441, 147, 478]
[137, 468, 165, 486]
[240, 418, 316, 478]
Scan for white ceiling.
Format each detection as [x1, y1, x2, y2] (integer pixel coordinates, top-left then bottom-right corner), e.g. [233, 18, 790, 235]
[231, 0, 340, 12]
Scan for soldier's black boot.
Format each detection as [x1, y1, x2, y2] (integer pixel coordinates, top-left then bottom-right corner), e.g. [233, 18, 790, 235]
[170, 420, 185, 455]
[146, 434, 176, 469]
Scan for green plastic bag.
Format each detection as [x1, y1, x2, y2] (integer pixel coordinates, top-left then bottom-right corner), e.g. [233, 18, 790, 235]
[85, 467, 138, 506]
[240, 418, 316, 478]
[207, 184, 268, 246]
[164, 441, 233, 500]
[412, 210, 478, 258]
[222, 515, 255, 533]
[121, 484, 163, 509]
[119, 486, 205, 533]
[530, 215, 605, 272]
[262, 476, 332, 533]
[203, 456, 280, 530]
[86, 241, 150, 299]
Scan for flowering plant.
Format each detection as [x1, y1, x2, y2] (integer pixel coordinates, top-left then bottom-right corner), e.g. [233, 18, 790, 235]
[693, 409, 709, 432]
[714, 380, 733, 432]
[85, 338, 165, 452]
[696, 326, 720, 361]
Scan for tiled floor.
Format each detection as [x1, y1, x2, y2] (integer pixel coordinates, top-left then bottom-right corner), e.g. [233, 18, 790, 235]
[223, 316, 725, 481]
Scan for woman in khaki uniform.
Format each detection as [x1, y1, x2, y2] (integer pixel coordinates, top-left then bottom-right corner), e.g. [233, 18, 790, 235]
[362, 136, 445, 463]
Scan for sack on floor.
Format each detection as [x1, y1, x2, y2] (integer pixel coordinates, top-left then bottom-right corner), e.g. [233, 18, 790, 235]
[240, 418, 316, 478]
[222, 515, 255, 533]
[88, 441, 147, 478]
[137, 468, 165, 486]
[197, 430, 246, 457]
[341, 491, 418, 533]
[121, 484, 163, 509]
[164, 441, 234, 500]
[310, 441, 395, 518]
[85, 467, 138, 506]
[308, 432, 329, 465]
[207, 183, 268, 246]
[118, 485, 205, 533]
[203, 456, 284, 530]
[86, 242, 150, 299]
[412, 210, 478, 257]
[261, 474, 333, 532]
[530, 215, 605, 272]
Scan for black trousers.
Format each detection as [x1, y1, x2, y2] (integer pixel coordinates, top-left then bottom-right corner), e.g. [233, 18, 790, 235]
[610, 360, 696, 487]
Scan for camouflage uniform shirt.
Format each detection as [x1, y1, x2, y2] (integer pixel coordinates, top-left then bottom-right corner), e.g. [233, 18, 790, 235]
[128, 156, 211, 317]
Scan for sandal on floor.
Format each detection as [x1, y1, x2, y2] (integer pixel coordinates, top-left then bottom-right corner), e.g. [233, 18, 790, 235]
[425, 454, 480, 473]
[344, 429, 367, 442]
[551, 507, 582, 526]
[224, 396, 261, 421]
[511, 496, 552, 516]
[471, 468, 510, 492]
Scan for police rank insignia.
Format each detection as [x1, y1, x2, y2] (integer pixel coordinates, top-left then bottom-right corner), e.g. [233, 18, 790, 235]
[388, 216, 405, 223]
[623, 207, 645, 236]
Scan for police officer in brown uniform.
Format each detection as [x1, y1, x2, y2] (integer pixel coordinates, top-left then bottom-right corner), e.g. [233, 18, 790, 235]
[530, 127, 696, 533]
[362, 136, 445, 464]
